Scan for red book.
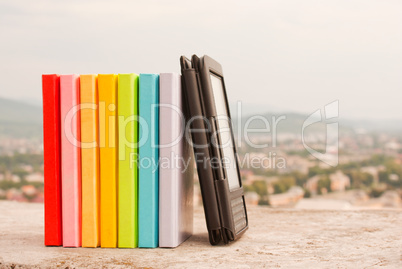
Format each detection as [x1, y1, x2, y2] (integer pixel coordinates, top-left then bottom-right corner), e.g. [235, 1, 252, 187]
[42, 74, 62, 246]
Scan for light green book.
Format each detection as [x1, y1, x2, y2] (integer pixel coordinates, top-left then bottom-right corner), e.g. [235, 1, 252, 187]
[118, 73, 139, 248]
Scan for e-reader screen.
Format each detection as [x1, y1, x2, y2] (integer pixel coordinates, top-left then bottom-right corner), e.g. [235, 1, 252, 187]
[210, 73, 241, 191]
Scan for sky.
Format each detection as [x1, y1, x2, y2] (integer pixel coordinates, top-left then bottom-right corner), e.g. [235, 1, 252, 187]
[0, 0, 401, 119]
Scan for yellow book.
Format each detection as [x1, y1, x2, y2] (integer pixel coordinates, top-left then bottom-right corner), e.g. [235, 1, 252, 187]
[80, 75, 100, 248]
[98, 74, 118, 248]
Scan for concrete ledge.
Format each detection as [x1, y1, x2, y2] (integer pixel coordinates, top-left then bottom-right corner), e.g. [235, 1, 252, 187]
[0, 201, 401, 268]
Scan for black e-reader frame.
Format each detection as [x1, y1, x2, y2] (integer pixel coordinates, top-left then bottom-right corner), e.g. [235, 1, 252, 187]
[180, 55, 248, 245]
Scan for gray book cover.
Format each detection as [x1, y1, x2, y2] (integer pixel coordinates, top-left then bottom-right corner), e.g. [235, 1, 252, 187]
[159, 73, 194, 247]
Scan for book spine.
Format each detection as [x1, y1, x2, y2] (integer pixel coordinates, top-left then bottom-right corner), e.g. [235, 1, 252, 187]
[177, 72, 194, 246]
[138, 74, 159, 248]
[42, 74, 62, 246]
[159, 73, 179, 247]
[80, 75, 100, 247]
[118, 73, 139, 248]
[60, 74, 82, 247]
[98, 74, 118, 248]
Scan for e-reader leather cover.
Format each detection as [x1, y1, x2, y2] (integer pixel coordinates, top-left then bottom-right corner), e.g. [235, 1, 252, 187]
[194, 55, 248, 242]
[180, 58, 222, 244]
[180, 55, 248, 245]
[159, 73, 194, 248]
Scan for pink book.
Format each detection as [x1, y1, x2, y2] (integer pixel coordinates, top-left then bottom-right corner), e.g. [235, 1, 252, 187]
[60, 75, 82, 247]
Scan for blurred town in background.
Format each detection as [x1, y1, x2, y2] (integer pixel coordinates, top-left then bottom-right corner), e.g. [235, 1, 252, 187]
[0, 97, 401, 209]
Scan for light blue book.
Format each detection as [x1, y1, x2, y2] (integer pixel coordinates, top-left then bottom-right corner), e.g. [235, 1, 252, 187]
[138, 74, 159, 248]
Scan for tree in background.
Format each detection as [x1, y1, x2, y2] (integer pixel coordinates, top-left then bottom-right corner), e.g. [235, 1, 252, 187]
[244, 180, 270, 205]
[346, 171, 374, 189]
[317, 176, 331, 195]
[308, 166, 334, 177]
[273, 176, 295, 194]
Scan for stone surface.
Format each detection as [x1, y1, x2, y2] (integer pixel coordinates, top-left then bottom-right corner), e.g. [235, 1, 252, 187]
[0, 201, 401, 268]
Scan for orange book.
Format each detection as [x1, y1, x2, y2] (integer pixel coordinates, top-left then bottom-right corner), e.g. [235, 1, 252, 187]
[80, 75, 100, 247]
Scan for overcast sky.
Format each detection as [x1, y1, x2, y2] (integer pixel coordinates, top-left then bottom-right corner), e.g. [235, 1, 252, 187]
[0, 0, 401, 119]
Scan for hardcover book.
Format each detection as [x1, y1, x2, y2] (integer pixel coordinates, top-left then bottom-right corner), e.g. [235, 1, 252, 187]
[98, 74, 118, 248]
[138, 74, 159, 248]
[118, 73, 139, 248]
[80, 74, 100, 248]
[42, 74, 62, 246]
[60, 74, 82, 247]
[159, 73, 194, 248]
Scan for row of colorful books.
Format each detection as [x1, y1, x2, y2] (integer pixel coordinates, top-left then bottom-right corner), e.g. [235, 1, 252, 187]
[42, 73, 194, 248]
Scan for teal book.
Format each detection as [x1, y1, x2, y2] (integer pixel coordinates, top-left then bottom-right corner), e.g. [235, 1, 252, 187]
[138, 74, 159, 248]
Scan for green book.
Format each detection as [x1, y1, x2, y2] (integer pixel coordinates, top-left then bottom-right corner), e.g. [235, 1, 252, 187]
[118, 73, 139, 248]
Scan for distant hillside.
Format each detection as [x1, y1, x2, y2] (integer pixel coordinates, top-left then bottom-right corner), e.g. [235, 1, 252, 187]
[231, 106, 402, 135]
[0, 97, 400, 139]
[232, 111, 330, 136]
[0, 98, 42, 138]
[342, 118, 402, 133]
